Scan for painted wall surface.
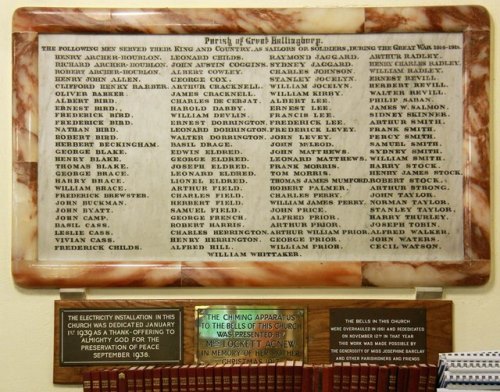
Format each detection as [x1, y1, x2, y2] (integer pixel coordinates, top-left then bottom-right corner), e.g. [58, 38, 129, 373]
[1, 0, 498, 391]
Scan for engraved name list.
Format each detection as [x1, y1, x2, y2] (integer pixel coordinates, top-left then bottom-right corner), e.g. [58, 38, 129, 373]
[37, 33, 464, 262]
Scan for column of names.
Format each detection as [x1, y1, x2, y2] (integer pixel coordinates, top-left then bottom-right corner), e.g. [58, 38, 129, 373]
[38, 33, 464, 262]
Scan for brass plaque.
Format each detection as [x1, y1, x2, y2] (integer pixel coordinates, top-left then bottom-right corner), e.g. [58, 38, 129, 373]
[195, 306, 306, 364]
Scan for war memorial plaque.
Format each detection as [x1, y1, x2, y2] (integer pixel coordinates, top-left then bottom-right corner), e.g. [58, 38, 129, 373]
[12, 7, 490, 288]
[38, 32, 464, 263]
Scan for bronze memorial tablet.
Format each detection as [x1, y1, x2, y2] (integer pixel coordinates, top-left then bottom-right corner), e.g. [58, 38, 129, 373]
[12, 7, 490, 287]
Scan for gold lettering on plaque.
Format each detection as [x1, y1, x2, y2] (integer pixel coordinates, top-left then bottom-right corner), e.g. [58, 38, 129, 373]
[195, 306, 306, 364]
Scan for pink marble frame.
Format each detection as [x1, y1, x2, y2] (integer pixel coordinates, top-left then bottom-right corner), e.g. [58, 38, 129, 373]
[12, 6, 490, 288]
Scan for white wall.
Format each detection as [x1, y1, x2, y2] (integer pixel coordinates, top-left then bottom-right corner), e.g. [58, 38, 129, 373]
[1, 0, 498, 390]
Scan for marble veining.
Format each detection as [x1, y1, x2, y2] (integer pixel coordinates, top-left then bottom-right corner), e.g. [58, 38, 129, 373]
[11, 6, 490, 288]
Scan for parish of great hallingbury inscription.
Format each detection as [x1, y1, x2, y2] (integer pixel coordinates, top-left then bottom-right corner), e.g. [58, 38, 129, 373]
[38, 33, 463, 263]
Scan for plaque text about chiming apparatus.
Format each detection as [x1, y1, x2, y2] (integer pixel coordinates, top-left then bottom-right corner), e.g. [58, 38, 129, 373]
[195, 306, 306, 365]
[38, 33, 464, 263]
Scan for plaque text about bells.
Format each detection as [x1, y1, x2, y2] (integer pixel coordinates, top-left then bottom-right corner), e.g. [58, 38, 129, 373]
[330, 308, 427, 365]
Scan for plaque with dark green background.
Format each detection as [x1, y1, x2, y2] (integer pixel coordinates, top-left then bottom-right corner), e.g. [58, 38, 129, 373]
[330, 308, 426, 365]
[60, 308, 182, 365]
[196, 305, 306, 364]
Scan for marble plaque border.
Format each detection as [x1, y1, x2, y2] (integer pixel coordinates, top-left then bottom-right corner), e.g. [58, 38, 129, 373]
[12, 6, 490, 288]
